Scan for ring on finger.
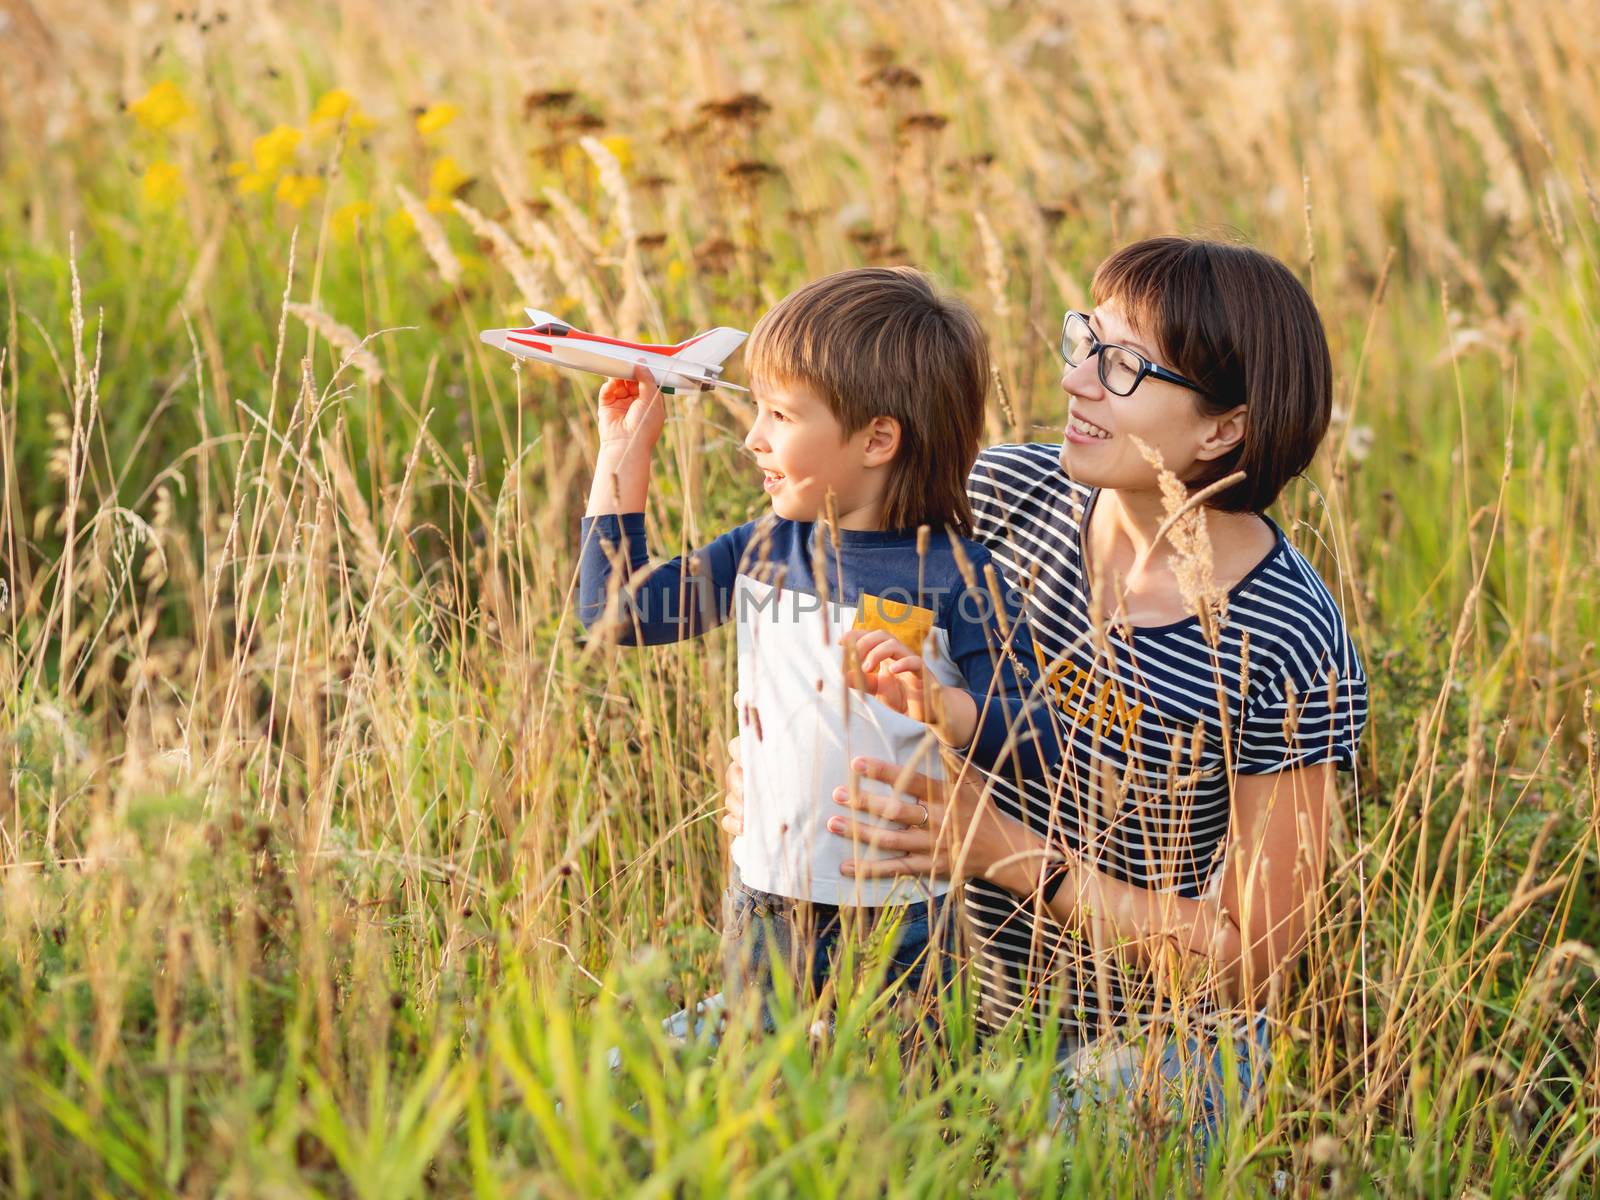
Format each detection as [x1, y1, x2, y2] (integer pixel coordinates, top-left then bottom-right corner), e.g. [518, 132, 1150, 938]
[912, 802, 929, 829]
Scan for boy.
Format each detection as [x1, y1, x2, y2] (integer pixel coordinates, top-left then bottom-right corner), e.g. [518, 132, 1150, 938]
[578, 267, 1059, 1017]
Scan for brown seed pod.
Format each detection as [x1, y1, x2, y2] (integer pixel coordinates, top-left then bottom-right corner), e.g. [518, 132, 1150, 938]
[898, 112, 949, 135]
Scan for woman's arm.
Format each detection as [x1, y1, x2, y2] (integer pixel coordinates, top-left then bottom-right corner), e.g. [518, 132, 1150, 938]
[826, 756, 1334, 1009]
[1050, 763, 1332, 1007]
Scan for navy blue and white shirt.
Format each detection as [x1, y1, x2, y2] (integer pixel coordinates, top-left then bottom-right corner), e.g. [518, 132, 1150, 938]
[964, 443, 1368, 1036]
[579, 513, 1062, 905]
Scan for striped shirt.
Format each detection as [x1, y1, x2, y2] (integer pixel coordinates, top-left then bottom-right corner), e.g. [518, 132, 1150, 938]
[963, 443, 1368, 1037]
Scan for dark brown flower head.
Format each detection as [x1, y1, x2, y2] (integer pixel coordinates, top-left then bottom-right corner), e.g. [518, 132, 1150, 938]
[697, 93, 773, 125]
[947, 152, 995, 178]
[693, 237, 737, 266]
[898, 111, 949, 135]
[556, 111, 606, 134]
[862, 65, 923, 91]
[635, 231, 668, 251]
[637, 173, 674, 191]
[523, 89, 577, 117]
[722, 159, 780, 182]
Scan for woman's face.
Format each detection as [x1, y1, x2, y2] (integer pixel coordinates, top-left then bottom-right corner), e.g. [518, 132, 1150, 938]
[1057, 299, 1245, 491]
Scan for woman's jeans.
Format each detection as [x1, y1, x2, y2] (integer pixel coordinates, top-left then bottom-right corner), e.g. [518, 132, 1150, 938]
[1048, 1013, 1272, 1155]
[720, 872, 955, 1024]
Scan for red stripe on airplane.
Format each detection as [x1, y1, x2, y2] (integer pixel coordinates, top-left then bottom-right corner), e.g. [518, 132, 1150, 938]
[512, 328, 708, 356]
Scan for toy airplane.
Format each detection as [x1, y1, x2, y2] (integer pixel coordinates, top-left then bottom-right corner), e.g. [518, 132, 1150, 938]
[480, 308, 749, 394]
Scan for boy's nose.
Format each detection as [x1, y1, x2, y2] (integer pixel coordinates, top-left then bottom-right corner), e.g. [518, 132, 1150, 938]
[743, 422, 768, 454]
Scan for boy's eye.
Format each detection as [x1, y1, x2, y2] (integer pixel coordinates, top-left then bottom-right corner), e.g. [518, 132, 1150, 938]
[771, 410, 788, 422]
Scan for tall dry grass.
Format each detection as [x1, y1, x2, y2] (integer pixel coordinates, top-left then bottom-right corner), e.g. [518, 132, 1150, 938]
[0, 0, 1597, 1194]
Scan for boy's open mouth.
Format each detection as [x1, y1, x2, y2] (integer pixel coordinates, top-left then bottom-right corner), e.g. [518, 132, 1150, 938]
[761, 468, 786, 494]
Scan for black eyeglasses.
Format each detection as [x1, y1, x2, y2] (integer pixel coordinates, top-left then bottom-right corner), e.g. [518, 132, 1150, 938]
[1060, 311, 1208, 397]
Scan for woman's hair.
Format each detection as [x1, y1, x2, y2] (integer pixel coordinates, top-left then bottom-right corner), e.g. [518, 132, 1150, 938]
[745, 267, 988, 535]
[1091, 236, 1333, 514]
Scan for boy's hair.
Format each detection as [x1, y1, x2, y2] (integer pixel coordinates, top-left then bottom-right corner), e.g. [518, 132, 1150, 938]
[1091, 236, 1333, 514]
[745, 267, 988, 535]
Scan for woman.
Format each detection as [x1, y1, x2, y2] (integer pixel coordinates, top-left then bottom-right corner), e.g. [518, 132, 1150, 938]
[722, 237, 1368, 1147]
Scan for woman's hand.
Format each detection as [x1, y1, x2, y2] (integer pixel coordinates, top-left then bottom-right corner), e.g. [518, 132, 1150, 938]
[839, 629, 978, 748]
[721, 734, 744, 836]
[826, 755, 1046, 892]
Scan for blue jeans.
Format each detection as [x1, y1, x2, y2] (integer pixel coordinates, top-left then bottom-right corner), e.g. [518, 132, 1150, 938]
[1049, 1013, 1272, 1156]
[720, 873, 955, 1023]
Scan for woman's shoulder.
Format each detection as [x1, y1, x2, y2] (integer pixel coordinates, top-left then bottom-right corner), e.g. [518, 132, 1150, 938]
[970, 443, 1085, 496]
[1229, 531, 1369, 769]
[968, 443, 1093, 537]
[1230, 531, 1365, 686]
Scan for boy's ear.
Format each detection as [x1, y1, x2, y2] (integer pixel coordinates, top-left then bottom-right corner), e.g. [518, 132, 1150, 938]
[859, 416, 902, 467]
[1195, 404, 1247, 461]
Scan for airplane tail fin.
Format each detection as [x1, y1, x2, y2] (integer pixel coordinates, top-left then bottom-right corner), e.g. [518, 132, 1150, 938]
[675, 327, 747, 370]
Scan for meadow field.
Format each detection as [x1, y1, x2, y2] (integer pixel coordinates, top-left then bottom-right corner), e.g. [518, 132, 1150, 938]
[1, 0, 1597, 1194]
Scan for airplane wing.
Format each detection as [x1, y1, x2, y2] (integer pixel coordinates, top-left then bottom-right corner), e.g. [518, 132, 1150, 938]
[674, 327, 747, 369]
[647, 365, 749, 394]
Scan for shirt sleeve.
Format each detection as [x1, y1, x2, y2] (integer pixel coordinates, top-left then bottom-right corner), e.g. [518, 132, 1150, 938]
[941, 545, 1064, 783]
[578, 512, 752, 645]
[1236, 627, 1368, 774]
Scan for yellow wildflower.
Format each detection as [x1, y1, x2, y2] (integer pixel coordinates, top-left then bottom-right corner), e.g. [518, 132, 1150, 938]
[310, 88, 376, 138]
[600, 134, 633, 170]
[333, 201, 375, 240]
[428, 156, 469, 198]
[141, 161, 183, 208]
[665, 259, 686, 283]
[227, 161, 268, 194]
[385, 207, 416, 240]
[251, 125, 303, 177]
[129, 80, 193, 132]
[311, 89, 354, 124]
[415, 102, 459, 137]
[275, 173, 323, 209]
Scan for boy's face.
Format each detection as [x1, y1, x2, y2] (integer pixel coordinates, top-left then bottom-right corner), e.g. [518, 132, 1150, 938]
[742, 377, 898, 529]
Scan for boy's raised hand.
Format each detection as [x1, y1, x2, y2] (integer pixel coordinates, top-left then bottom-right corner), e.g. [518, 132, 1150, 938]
[597, 366, 666, 449]
[586, 366, 666, 516]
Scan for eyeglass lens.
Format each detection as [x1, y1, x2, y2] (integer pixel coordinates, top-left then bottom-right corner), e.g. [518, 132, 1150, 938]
[1062, 313, 1143, 396]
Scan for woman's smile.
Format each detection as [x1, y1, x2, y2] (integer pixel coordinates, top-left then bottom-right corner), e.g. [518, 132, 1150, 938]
[1066, 411, 1113, 442]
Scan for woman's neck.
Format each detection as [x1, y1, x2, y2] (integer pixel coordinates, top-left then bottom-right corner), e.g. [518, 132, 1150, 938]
[1090, 487, 1180, 576]
[1088, 486, 1275, 605]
